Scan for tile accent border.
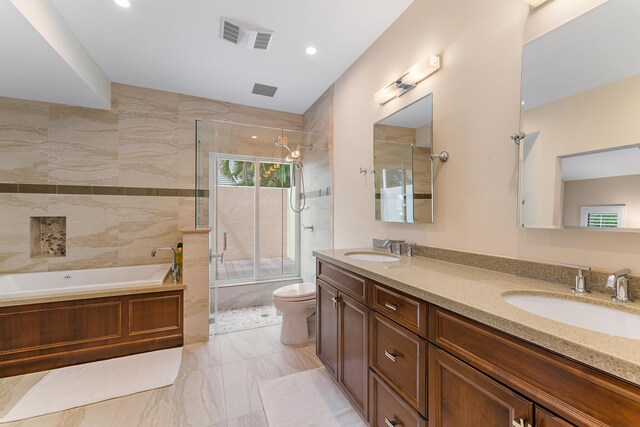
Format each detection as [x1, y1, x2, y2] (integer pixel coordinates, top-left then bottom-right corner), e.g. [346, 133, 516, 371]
[375, 193, 432, 200]
[412, 245, 638, 299]
[0, 183, 196, 197]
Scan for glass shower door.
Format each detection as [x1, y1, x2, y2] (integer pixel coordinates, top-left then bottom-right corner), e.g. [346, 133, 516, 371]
[210, 156, 256, 282]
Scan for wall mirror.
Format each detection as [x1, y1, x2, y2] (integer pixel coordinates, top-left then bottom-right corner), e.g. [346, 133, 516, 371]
[519, 0, 640, 232]
[374, 94, 433, 223]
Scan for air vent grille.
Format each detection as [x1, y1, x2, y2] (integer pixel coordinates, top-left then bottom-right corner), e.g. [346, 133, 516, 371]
[222, 21, 240, 44]
[252, 83, 278, 98]
[254, 32, 272, 50]
[221, 18, 274, 50]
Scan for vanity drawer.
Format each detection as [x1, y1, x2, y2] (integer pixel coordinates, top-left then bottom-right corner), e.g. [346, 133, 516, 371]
[429, 306, 640, 427]
[370, 312, 427, 415]
[317, 259, 368, 303]
[370, 371, 426, 427]
[371, 283, 427, 337]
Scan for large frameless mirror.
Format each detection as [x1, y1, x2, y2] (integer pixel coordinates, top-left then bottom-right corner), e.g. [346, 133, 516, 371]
[519, 0, 640, 232]
[373, 94, 433, 223]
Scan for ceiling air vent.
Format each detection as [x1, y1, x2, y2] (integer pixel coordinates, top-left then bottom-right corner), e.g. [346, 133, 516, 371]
[221, 18, 274, 50]
[252, 83, 278, 98]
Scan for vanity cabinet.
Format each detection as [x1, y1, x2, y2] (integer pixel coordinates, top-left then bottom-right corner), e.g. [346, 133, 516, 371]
[429, 345, 533, 426]
[316, 258, 640, 427]
[316, 259, 428, 424]
[535, 408, 575, 427]
[316, 269, 369, 419]
[317, 279, 338, 377]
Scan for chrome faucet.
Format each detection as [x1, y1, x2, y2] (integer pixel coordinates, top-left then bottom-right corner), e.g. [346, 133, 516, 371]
[606, 268, 632, 302]
[561, 264, 590, 293]
[404, 242, 416, 257]
[151, 247, 179, 283]
[383, 239, 404, 256]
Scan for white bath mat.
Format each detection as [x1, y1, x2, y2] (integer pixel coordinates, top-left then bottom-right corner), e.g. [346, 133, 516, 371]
[259, 368, 367, 427]
[0, 347, 182, 423]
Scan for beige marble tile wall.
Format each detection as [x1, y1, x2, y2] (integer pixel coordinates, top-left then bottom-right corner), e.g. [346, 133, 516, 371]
[182, 230, 210, 344]
[0, 83, 304, 274]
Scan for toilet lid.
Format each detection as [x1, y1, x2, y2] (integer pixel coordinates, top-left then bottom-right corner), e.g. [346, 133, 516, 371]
[273, 282, 316, 300]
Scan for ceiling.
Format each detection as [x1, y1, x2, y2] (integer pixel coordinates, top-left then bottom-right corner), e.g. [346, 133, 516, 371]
[562, 145, 640, 181]
[1, 0, 414, 113]
[522, 0, 640, 109]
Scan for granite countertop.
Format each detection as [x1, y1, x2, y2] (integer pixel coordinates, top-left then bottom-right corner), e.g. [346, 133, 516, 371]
[0, 273, 186, 308]
[314, 248, 640, 386]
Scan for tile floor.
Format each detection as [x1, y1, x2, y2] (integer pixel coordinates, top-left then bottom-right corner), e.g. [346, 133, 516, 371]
[216, 257, 296, 280]
[0, 325, 322, 427]
[212, 305, 282, 334]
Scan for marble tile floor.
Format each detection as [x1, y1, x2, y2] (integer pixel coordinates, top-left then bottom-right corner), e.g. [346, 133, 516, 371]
[216, 257, 296, 280]
[212, 305, 282, 335]
[0, 325, 322, 427]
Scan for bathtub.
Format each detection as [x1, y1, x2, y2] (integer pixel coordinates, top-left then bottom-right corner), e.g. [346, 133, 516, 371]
[0, 263, 172, 299]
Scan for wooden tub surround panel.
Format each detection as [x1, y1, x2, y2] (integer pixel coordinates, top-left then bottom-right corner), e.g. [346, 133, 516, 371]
[0, 290, 184, 377]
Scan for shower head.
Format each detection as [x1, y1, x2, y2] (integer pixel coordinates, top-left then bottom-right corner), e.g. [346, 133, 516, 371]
[273, 136, 292, 154]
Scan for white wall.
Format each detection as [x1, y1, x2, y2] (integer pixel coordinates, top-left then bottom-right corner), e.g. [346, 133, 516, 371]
[331, 0, 640, 273]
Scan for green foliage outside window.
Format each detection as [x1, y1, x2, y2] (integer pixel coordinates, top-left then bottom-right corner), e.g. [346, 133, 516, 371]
[218, 160, 291, 188]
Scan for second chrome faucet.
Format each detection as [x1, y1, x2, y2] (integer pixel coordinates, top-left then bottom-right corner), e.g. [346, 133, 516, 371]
[607, 269, 633, 302]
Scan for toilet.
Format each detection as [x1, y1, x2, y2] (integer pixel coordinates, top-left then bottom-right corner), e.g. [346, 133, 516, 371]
[272, 282, 316, 345]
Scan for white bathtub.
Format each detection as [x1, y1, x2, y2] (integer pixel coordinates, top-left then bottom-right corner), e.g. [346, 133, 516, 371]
[0, 264, 172, 299]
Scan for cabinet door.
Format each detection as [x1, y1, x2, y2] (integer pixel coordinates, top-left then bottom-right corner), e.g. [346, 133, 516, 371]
[338, 291, 370, 419]
[535, 407, 575, 427]
[316, 279, 338, 378]
[429, 345, 534, 427]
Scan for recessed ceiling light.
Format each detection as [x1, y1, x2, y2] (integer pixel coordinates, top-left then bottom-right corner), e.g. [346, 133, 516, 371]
[114, 0, 130, 8]
[251, 135, 258, 139]
[305, 46, 317, 56]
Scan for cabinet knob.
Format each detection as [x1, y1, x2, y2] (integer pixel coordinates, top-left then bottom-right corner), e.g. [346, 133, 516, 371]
[384, 417, 398, 427]
[384, 350, 397, 362]
[384, 301, 398, 311]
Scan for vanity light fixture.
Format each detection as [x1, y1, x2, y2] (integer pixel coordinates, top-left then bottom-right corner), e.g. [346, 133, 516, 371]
[114, 0, 131, 8]
[374, 55, 441, 106]
[523, 0, 549, 7]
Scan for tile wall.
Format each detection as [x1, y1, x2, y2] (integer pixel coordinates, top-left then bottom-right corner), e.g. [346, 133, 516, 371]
[0, 83, 303, 274]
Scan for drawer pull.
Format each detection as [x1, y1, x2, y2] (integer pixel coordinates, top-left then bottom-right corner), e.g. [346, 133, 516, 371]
[512, 419, 531, 427]
[384, 350, 397, 362]
[331, 296, 340, 308]
[384, 417, 398, 427]
[384, 301, 398, 311]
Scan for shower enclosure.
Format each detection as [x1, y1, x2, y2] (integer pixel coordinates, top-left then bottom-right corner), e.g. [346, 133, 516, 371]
[195, 120, 331, 334]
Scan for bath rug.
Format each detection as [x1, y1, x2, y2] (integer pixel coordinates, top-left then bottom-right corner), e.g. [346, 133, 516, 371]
[0, 347, 182, 423]
[259, 367, 367, 427]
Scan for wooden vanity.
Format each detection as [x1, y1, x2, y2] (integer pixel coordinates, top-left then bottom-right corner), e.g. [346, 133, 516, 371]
[316, 258, 640, 427]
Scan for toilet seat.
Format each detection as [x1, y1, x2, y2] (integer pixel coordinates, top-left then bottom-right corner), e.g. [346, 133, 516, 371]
[273, 282, 316, 302]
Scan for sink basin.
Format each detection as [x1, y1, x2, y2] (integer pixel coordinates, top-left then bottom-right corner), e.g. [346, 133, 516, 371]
[503, 293, 640, 340]
[344, 251, 400, 262]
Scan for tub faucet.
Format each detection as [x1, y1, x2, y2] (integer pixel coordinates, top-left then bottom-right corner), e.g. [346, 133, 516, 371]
[151, 247, 179, 283]
[606, 268, 632, 302]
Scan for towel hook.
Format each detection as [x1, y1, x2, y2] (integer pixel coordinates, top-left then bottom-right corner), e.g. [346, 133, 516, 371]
[430, 151, 449, 162]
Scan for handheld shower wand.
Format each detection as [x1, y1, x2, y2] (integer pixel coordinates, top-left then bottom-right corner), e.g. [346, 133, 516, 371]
[274, 137, 306, 213]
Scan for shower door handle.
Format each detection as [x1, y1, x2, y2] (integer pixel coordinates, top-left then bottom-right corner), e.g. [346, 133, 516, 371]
[223, 232, 227, 251]
[209, 249, 225, 264]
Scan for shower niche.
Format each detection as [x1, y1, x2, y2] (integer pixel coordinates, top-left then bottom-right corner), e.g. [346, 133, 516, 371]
[30, 216, 66, 258]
